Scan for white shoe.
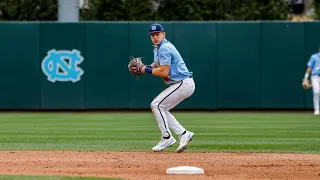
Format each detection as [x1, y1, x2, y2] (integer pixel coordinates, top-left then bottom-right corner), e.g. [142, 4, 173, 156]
[152, 136, 176, 152]
[176, 131, 194, 153]
[314, 110, 319, 115]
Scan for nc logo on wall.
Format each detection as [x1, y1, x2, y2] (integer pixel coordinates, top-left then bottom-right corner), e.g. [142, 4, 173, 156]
[41, 49, 84, 83]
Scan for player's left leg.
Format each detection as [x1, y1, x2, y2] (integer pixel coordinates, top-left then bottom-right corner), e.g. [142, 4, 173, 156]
[165, 78, 195, 152]
[165, 111, 194, 153]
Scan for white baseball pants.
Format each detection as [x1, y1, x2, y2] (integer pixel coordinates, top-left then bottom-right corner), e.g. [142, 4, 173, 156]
[311, 75, 320, 110]
[151, 77, 195, 138]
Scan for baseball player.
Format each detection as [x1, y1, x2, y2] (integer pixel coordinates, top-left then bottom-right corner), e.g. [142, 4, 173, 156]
[303, 48, 320, 115]
[130, 23, 195, 153]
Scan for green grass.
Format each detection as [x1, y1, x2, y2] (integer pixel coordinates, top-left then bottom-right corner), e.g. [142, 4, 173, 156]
[0, 112, 319, 153]
[0, 175, 120, 180]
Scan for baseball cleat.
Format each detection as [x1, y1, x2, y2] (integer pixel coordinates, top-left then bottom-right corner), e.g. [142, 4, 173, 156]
[152, 136, 176, 152]
[176, 131, 194, 153]
[314, 110, 319, 115]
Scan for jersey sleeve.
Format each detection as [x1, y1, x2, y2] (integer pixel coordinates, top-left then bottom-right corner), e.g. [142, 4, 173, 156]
[158, 47, 172, 66]
[307, 55, 315, 68]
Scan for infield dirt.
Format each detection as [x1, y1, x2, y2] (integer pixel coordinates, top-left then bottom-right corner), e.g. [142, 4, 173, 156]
[0, 151, 319, 180]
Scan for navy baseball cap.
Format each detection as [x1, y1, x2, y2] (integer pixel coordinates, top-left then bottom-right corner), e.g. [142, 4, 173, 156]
[149, 23, 165, 34]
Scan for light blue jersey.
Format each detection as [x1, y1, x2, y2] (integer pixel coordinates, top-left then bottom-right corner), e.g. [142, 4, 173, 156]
[307, 52, 320, 75]
[153, 38, 192, 85]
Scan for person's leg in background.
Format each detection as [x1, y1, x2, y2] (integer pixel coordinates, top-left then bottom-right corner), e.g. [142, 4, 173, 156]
[311, 75, 320, 115]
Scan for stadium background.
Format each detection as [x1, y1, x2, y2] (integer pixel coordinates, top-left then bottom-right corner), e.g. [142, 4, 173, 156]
[0, 0, 319, 111]
[0, 1, 319, 180]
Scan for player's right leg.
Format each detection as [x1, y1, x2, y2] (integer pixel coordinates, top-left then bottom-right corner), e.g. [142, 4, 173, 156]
[150, 85, 180, 152]
[166, 111, 185, 136]
[311, 75, 320, 115]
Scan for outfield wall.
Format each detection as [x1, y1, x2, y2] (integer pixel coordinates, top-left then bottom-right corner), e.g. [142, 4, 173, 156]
[0, 21, 316, 110]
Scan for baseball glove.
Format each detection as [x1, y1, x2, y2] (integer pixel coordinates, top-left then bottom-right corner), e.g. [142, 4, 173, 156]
[128, 56, 145, 78]
[302, 78, 312, 90]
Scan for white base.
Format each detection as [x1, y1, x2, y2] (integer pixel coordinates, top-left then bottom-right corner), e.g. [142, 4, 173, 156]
[166, 166, 204, 175]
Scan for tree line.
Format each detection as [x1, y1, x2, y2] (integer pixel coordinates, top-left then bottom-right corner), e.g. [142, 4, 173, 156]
[0, 0, 318, 21]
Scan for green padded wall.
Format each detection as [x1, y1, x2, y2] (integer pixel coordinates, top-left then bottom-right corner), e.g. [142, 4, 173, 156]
[260, 22, 305, 109]
[217, 22, 261, 109]
[40, 23, 85, 109]
[84, 23, 130, 109]
[0, 21, 317, 110]
[173, 22, 217, 110]
[0, 23, 40, 109]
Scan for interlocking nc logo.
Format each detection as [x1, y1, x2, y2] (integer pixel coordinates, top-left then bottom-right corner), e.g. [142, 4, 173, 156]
[41, 49, 84, 83]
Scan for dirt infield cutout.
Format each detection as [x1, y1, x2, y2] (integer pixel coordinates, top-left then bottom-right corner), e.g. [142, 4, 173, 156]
[0, 151, 319, 180]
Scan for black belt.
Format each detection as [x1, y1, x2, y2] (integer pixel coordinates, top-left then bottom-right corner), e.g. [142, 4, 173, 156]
[169, 75, 193, 85]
